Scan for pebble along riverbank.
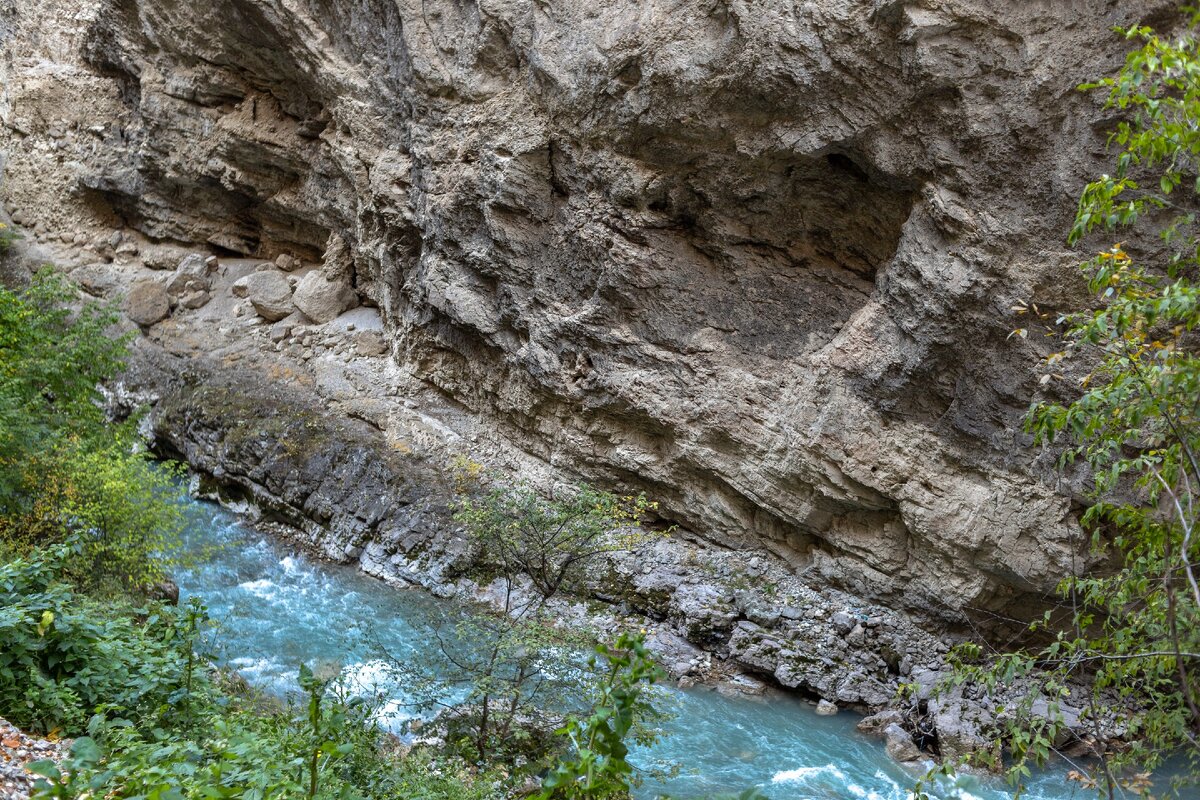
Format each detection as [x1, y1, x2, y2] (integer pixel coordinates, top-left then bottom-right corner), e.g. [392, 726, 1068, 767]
[0, 719, 65, 800]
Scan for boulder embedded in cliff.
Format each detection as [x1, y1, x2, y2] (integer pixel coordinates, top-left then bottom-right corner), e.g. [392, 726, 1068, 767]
[319, 232, 354, 283]
[125, 280, 170, 326]
[234, 270, 295, 321]
[141, 242, 197, 271]
[293, 271, 358, 324]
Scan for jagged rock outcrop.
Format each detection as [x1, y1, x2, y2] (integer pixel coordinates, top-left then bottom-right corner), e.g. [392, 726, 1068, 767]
[114, 343, 979, 740]
[0, 0, 1179, 622]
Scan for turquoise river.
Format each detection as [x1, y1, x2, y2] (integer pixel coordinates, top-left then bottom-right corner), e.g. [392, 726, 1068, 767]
[174, 498, 1094, 800]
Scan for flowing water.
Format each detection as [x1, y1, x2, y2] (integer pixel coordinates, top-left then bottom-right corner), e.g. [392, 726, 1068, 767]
[174, 499, 1093, 800]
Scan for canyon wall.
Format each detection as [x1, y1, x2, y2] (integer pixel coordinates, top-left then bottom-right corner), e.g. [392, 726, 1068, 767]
[0, 0, 1172, 623]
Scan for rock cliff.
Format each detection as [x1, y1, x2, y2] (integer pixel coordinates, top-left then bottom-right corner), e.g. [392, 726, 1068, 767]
[0, 0, 1175, 623]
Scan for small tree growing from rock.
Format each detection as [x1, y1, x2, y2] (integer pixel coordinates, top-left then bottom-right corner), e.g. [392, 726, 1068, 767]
[456, 474, 658, 602]
[394, 461, 660, 767]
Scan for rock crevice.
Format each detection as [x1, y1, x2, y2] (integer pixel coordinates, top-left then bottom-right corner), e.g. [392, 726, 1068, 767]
[1, 0, 1176, 621]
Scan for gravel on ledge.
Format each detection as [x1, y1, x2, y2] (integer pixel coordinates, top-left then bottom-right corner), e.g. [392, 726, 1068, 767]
[0, 718, 66, 800]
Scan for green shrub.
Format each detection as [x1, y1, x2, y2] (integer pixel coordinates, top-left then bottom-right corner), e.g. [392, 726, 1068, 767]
[0, 270, 186, 593]
[0, 543, 188, 733]
[453, 478, 659, 600]
[29, 662, 508, 800]
[0, 270, 128, 479]
[540, 633, 665, 800]
[0, 222, 18, 253]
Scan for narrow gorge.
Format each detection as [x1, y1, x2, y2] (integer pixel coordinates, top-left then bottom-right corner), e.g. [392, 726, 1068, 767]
[0, 1, 1192, 798]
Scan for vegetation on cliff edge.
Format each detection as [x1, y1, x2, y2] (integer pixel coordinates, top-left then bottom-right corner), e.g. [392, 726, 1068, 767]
[0, 275, 731, 799]
[937, 8, 1200, 798]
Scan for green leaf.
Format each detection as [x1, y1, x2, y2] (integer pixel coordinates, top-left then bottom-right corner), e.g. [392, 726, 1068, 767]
[25, 760, 61, 780]
[70, 736, 102, 764]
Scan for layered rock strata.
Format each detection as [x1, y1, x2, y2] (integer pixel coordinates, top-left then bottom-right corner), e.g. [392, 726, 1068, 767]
[121, 329, 1113, 765]
[0, 0, 1176, 636]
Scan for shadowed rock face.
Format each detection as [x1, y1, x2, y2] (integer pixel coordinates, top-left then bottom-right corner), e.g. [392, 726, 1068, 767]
[0, 0, 1177, 622]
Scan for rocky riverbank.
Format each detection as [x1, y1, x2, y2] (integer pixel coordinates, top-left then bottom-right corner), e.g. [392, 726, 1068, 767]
[9, 237, 1098, 768]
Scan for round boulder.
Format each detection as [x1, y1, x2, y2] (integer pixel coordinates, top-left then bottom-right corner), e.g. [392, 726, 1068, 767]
[815, 699, 839, 716]
[166, 253, 213, 295]
[238, 270, 295, 321]
[292, 272, 358, 324]
[124, 280, 170, 326]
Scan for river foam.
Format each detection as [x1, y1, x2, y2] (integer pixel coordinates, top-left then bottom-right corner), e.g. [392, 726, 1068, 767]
[174, 496, 1090, 800]
[771, 764, 849, 784]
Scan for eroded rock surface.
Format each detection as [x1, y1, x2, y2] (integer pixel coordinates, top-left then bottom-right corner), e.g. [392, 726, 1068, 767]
[0, 1, 1178, 622]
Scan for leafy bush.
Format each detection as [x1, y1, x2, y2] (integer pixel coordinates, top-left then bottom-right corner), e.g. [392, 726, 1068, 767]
[0, 543, 188, 733]
[0, 271, 128, 478]
[27, 736, 105, 800]
[377, 749, 506, 800]
[0, 270, 185, 593]
[942, 9, 1200, 798]
[29, 667, 508, 800]
[540, 633, 665, 800]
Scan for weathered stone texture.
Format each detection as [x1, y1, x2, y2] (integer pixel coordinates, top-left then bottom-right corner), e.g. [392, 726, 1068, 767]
[1, 0, 1178, 620]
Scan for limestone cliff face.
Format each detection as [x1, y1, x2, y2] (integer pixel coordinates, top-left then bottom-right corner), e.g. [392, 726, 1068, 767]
[0, 0, 1172, 622]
